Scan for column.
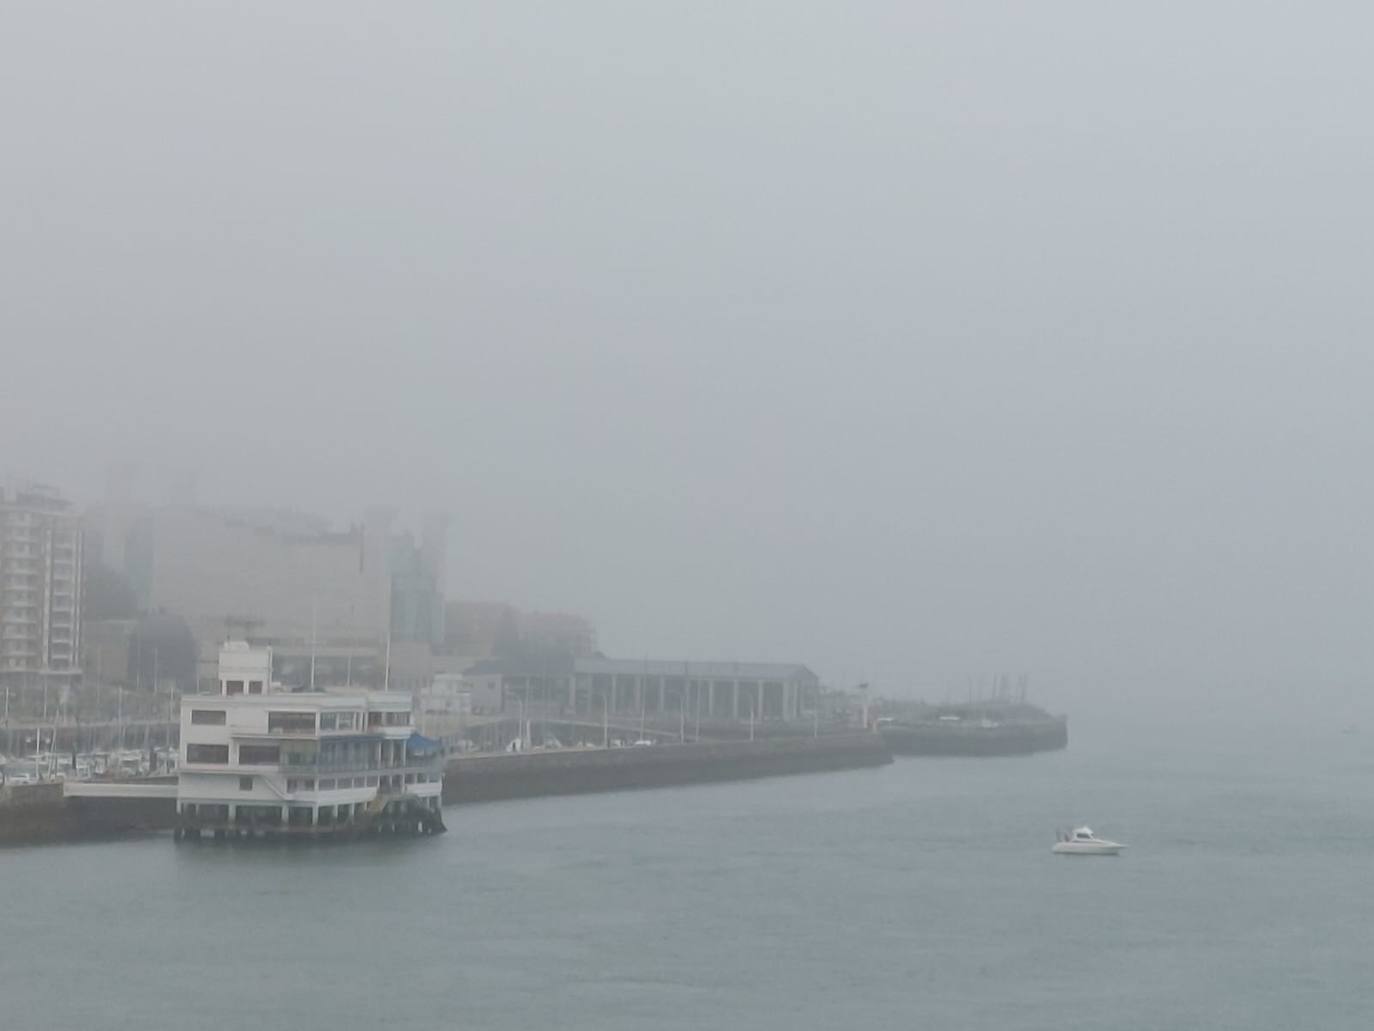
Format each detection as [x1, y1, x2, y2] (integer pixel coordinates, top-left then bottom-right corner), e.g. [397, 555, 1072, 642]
[732, 680, 740, 720]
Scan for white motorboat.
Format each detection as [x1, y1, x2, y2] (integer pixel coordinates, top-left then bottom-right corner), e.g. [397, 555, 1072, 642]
[1052, 826, 1125, 856]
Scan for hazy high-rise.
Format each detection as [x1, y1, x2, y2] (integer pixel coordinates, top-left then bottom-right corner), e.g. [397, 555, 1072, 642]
[0, 483, 83, 691]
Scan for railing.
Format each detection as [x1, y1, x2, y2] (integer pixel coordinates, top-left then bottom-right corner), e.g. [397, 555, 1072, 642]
[280, 760, 437, 776]
[282, 760, 381, 775]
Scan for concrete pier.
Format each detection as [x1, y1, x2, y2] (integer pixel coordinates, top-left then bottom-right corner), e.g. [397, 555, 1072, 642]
[442, 734, 892, 805]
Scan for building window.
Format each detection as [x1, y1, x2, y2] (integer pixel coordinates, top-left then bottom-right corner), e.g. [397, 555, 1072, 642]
[186, 744, 229, 764]
[225, 680, 244, 695]
[268, 711, 316, 734]
[190, 709, 226, 726]
[237, 744, 281, 765]
[321, 711, 358, 731]
[247, 680, 263, 695]
[238, 776, 254, 791]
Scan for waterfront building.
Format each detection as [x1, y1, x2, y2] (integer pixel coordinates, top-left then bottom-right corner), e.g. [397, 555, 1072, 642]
[87, 501, 451, 692]
[466, 656, 820, 724]
[442, 601, 598, 660]
[0, 483, 83, 691]
[145, 506, 392, 689]
[520, 611, 598, 659]
[175, 641, 444, 838]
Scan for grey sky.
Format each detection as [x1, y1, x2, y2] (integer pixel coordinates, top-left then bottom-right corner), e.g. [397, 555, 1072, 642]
[4, 3, 1372, 707]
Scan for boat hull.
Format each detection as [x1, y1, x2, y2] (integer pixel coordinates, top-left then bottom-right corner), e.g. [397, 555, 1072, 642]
[1051, 842, 1124, 856]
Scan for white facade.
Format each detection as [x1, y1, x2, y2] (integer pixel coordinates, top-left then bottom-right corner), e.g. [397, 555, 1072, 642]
[0, 483, 83, 689]
[420, 673, 473, 716]
[176, 642, 442, 834]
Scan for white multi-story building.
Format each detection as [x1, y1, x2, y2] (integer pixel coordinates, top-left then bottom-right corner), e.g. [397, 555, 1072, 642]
[176, 641, 445, 838]
[0, 483, 82, 691]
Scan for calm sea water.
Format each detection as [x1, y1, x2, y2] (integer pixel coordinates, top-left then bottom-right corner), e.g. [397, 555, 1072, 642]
[4, 706, 1373, 1030]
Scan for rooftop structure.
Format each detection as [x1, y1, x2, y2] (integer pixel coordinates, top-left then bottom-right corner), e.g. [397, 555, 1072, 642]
[175, 641, 445, 839]
[0, 483, 83, 690]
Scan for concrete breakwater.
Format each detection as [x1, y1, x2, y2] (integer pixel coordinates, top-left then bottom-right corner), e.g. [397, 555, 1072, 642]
[442, 733, 893, 804]
[0, 780, 179, 845]
[878, 717, 1067, 757]
[1, 734, 892, 845]
[0, 783, 77, 844]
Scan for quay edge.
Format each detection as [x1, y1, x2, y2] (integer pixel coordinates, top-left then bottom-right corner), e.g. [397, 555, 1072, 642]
[878, 716, 1067, 757]
[1, 733, 893, 845]
[442, 732, 892, 804]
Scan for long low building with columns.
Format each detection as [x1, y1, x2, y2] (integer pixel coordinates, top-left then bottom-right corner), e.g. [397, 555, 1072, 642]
[466, 657, 820, 723]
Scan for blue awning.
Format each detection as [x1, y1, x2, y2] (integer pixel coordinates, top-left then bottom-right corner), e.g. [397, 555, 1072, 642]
[407, 733, 442, 756]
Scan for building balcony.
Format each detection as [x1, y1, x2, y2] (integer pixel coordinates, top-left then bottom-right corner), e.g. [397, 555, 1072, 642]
[280, 759, 437, 777]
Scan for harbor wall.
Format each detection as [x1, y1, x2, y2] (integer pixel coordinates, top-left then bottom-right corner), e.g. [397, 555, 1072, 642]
[0, 780, 178, 845]
[1, 735, 892, 845]
[0, 783, 77, 844]
[443, 733, 892, 804]
[879, 718, 1067, 757]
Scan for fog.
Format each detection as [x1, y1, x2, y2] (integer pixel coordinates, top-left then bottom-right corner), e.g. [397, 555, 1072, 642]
[4, 3, 1372, 714]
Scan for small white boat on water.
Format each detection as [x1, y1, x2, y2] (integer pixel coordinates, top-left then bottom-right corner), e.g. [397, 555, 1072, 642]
[1052, 826, 1125, 856]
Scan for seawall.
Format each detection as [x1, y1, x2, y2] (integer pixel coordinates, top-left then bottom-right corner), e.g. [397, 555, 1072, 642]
[443, 733, 892, 804]
[0, 780, 179, 845]
[879, 718, 1067, 757]
[1, 735, 892, 845]
[0, 783, 77, 844]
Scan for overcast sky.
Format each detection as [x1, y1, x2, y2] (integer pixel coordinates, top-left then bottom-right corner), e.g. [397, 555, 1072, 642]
[4, 3, 1372, 710]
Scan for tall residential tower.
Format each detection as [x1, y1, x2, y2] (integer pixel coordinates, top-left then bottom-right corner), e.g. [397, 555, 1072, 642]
[0, 483, 83, 690]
